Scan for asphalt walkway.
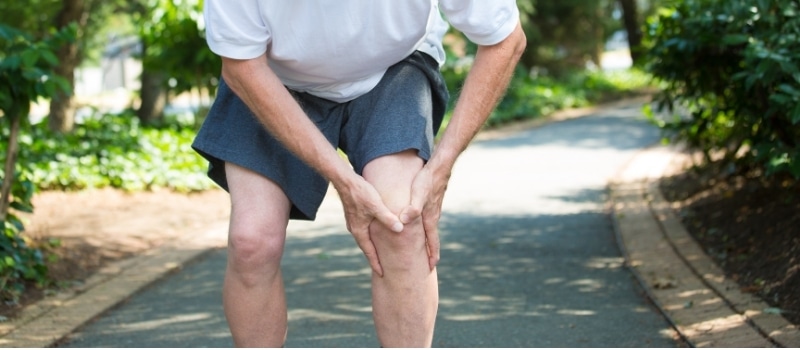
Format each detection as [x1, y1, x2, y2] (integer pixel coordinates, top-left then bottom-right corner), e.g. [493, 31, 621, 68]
[59, 100, 678, 347]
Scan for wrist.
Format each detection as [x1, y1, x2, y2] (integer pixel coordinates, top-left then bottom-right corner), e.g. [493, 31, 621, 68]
[329, 164, 361, 193]
[427, 148, 457, 180]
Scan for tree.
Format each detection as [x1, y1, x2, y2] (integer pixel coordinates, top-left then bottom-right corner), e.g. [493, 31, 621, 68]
[516, 0, 619, 75]
[48, 0, 95, 133]
[0, 0, 126, 133]
[135, 0, 221, 124]
[618, 0, 644, 66]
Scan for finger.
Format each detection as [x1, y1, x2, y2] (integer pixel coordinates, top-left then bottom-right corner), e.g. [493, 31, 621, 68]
[423, 216, 441, 270]
[398, 205, 421, 225]
[399, 176, 428, 224]
[353, 227, 384, 276]
[374, 204, 404, 233]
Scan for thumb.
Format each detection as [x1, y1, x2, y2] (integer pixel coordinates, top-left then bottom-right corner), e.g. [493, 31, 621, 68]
[398, 205, 421, 225]
[374, 204, 404, 233]
[399, 178, 427, 224]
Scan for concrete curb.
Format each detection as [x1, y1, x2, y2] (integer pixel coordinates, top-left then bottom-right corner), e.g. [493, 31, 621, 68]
[0, 221, 228, 347]
[609, 145, 800, 347]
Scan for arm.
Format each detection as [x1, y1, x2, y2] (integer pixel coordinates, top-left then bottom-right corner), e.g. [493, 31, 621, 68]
[221, 54, 404, 276]
[400, 22, 527, 269]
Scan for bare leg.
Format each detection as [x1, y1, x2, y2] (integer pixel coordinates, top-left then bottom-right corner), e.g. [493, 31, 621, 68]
[363, 150, 439, 347]
[223, 162, 292, 347]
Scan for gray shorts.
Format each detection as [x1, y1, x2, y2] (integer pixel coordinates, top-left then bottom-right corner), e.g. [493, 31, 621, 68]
[192, 51, 449, 220]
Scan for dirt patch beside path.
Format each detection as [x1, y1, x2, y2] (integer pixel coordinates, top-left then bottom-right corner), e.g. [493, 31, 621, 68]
[1, 188, 230, 318]
[660, 164, 800, 325]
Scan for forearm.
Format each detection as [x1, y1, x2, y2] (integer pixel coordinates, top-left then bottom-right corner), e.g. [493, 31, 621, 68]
[221, 55, 356, 188]
[428, 22, 527, 175]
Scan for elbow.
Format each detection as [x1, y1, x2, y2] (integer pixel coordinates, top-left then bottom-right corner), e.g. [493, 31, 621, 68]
[509, 22, 527, 62]
[221, 57, 248, 90]
[220, 55, 265, 97]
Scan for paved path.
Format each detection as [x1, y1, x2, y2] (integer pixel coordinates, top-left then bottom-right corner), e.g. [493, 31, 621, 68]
[60, 101, 678, 347]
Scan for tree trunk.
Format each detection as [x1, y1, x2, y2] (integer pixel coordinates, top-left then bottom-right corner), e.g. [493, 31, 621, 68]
[49, 45, 77, 133]
[137, 69, 167, 125]
[1, 112, 21, 221]
[619, 0, 644, 66]
[48, 0, 91, 133]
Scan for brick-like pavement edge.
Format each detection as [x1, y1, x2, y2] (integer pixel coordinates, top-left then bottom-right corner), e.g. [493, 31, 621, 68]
[610, 145, 800, 348]
[0, 221, 228, 348]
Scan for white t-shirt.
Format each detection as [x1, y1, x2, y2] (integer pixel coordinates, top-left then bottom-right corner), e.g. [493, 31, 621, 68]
[204, 1, 520, 102]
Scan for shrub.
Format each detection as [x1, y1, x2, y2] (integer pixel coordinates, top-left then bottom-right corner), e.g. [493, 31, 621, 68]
[645, 0, 800, 178]
[4, 111, 216, 193]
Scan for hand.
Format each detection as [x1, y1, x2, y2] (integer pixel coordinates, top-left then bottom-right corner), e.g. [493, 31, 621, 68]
[335, 175, 404, 277]
[398, 165, 449, 271]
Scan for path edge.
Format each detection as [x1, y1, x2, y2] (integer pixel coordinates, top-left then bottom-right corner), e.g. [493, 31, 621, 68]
[608, 144, 800, 348]
[0, 222, 228, 348]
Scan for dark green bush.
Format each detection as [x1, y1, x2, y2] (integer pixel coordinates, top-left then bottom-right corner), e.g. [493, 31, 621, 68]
[645, 0, 800, 178]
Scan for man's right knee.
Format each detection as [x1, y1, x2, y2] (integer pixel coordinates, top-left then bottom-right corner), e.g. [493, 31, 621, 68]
[227, 219, 287, 285]
[224, 162, 291, 277]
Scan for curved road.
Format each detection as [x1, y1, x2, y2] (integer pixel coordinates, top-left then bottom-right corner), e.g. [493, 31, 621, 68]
[62, 100, 677, 347]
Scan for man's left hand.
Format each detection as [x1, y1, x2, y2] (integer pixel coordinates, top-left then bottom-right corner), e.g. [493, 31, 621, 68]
[399, 165, 450, 271]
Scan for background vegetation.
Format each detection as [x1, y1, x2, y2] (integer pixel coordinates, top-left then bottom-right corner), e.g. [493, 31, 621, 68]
[645, 0, 800, 179]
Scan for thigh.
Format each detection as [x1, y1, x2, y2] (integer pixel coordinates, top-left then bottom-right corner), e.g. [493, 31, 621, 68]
[340, 52, 448, 176]
[193, 79, 342, 221]
[225, 162, 293, 230]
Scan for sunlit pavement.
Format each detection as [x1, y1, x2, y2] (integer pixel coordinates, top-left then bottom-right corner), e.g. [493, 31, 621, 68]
[60, 100, 678, 347]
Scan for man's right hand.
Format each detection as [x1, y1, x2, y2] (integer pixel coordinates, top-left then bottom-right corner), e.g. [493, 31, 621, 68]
[334, 175, 404, 278]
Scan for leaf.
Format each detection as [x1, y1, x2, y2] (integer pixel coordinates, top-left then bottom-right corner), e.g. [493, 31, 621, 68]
[39, 50, 59, 67]
[9, 201, 33, 213]
[722, 34, 749, 45]
[19, 50, 39, 69]
[778, 84, 800, 97]
[0, 55, 21, 69]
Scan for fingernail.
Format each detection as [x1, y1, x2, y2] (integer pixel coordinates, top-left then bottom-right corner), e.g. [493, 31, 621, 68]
[399, 214, 409, 223]
[392, 222, 403, 232]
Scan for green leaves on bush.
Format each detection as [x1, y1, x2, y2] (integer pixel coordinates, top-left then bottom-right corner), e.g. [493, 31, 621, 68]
[0, 178, 48, 302]
[6, 112, 215, 193]
[645, 0, 800, 178]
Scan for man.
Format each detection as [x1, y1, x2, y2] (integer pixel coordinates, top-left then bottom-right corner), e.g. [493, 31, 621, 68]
[192, 1, 525, 347]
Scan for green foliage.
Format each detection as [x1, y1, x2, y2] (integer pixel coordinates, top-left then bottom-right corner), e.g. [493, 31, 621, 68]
[0, 0, 61, 39]
[0, 23, 75, 301]
[0, 181, 49, 302]
[0, 25, 75, 118]
[517, 0, 620, 73]
[3, 112, 216, 193]
[487, 68, 653, 126]
[137, 0, 220, 95]
[645, 0, 800, 178]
